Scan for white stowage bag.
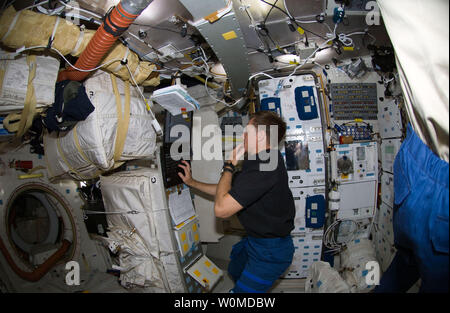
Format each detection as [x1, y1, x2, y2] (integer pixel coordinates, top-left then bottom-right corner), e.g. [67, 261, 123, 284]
[377, 0, 449, 162]
[340, 238, 378, 292]
[105, 226, 166, 290]
[0, 51, 60, 111]
[305, 261, 351, 293]
[99, 168, 184, 292]
[43, 70, 156, 181]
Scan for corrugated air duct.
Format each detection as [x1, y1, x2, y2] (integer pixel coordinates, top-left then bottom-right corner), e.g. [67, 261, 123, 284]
[58, 0, 154, 82]
[0, 2, 159, 86]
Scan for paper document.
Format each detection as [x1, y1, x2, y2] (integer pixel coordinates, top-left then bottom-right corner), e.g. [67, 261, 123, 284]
[168, 188, 196, 225]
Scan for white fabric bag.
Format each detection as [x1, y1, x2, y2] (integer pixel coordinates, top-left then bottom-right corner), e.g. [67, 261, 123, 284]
[340, 238, 378, 292]
[0, 51, 59, 111]
[44, 70, 156, 180]
[99, 168, 184, 292]
[305, 261, 351, 293]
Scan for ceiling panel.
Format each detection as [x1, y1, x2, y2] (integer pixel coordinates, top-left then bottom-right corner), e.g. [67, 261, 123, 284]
[75, 0, 392, 81]
[79, 0, 193, 25]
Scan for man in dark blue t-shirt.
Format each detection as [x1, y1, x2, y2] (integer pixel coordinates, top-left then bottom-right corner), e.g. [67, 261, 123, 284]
[178, 111, 295, 293]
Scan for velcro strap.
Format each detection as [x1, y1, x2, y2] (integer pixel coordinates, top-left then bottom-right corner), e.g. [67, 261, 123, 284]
[110, 74, 131, 162]
[15, 55, 37, 138]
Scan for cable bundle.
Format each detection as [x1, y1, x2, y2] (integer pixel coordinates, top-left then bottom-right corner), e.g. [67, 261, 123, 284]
[323, 219, 360, 253]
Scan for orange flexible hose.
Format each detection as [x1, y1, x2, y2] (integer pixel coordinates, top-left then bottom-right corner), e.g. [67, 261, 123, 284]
[57, 3, 138, 82]
[0, 237, 71, 282]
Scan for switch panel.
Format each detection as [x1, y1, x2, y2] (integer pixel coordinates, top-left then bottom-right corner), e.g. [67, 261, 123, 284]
[258, 74, 323, 137]
[330, 83, 378, 120]
[333, 142, 378, 184]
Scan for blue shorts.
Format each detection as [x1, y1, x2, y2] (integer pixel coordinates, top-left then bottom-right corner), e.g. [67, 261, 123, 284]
[227, 236, 294, 293]
[376, 124, 449, 292]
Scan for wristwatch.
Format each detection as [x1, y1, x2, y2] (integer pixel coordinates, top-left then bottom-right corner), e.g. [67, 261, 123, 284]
[221, 167, 234, 175]
[221, 161, 235, 174]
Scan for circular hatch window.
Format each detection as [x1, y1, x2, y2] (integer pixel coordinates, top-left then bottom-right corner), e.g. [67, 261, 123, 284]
[5, 184, 77, 268]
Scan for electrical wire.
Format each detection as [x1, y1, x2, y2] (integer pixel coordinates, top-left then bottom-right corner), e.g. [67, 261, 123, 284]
[240, 0, 259, 29]
[258, 0, 327, 40]
[283, 0, 293, 20]
[124, 39, 182, 73]
[16, 45, 123, 72]
[198, 45, 208, 63]
[362, 31, 377, 46]
[282, 0, 320, 46]
[15, 45, 161, 122]
[248, 43, 334, 78]
[57, 0, 102, 19]
[194, 50, 240, 107]
[258, 26, 283, 52]
[338, 30, 366, 47]
[54, 0, 199, 56]
[282, 0, 328, 26]
[259, 0, 293, 22]
[323, 219, 360, 252]
[277, 25, 375, 80]
[19, 0, 172, 71]
[1, 0, 14, 10]
[20, 0, 50, 11]
[239, 0, 276, 59]
[27, 0, 193, 70]
[323, 221, 341, 252]
[205, 76, 232, 106]
[124, 62, 159, 121]
[330, 24, 376, 49]
[255, 29, 274, 58]
[34, 3, 62, 16]
[263, 0, 278, 25]
[258, 7, 334, 35]
[285, 38, 333, 80]
[82, 209, 141, 215]
[322, 22, 333, 34]
[248, 72, 275, 81]
[180, 46, 228, 80]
